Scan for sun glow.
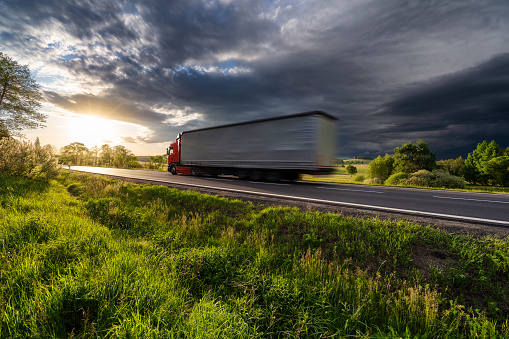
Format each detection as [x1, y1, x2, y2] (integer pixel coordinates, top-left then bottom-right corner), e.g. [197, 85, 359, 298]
[68, 115, 120, 147]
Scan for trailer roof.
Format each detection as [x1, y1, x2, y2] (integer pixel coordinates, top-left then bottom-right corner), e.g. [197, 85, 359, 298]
[182, 111, 338, 135]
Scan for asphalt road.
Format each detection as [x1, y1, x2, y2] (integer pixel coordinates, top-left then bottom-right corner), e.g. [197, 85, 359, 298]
[70, 166, 509, 227]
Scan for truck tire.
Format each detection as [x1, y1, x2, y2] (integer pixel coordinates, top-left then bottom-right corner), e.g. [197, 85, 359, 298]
[236, 169, 249, 180]
[264, 170, 281, 182]
[191, 167, 198, 176]
[249, 169, 264, 181]
[169, 164, 177, 175]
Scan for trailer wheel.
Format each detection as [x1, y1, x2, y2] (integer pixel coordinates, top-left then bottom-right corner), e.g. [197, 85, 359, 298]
[249, 170, 264, 181]
[170, 164, 177, 175]
[236, 169, 249, 180]
[264, 170, 281, 182]
[191, 167, 198, 176]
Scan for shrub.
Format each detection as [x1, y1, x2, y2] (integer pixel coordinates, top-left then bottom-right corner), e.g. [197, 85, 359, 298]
[0, 137, 59, 181]
[406, 170, 465, 189]
[354, 174, 365, 182]
[385, 172, 409, 186]
[364, 177, 385, 185]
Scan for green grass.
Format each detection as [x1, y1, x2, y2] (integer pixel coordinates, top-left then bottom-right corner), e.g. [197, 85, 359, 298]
[1, 172, 509, 338]
[303, 164, 370, 184]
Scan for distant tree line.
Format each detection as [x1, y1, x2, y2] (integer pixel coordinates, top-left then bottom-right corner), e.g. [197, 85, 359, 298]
[58, 142, 167, 169]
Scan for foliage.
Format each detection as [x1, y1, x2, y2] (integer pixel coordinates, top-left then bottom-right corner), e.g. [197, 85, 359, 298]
[485, 156, 509, 187]
[366, 154, 394, 179]
[464, 140, 509, 186]
[354, 174, 365, 182]
[385, 172, 409, 186]
[113, 145, 139, 168]
[363, 177, 385, 185]
[59, 142, 143, 169]
[60, 142, 88, 165]
[403, 169, 466, 188]
[97, 144, 113, 166]
[436, 156, 465, 177]
[149, 155, 167, 170]
[0, 51, 45, 135]
[393, 140, 436, 173]
[0, 137, 59, 181]
[1, 172, 508, 337]
[345, 164, 357, 176]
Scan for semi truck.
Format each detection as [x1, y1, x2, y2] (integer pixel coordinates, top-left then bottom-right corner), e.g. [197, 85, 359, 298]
[166, 111, 338, 181]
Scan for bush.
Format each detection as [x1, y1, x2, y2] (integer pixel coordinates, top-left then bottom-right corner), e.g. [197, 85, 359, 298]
[354, 174, 365, 182]
[385, 172, 409, 186]
[364, 177, 385, 185]
[405, 170, 465, 189]
[0, 137, 59, 181]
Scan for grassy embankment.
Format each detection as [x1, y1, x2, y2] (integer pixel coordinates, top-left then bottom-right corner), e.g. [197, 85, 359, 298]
[1, 172, 509, 338]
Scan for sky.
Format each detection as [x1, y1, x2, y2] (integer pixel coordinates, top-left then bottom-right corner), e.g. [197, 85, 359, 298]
[1, 0, 508, 158]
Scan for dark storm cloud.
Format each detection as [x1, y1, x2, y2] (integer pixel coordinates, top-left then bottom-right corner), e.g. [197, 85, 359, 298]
[376, 54, 509, 158]
[1, 0, 509, 157]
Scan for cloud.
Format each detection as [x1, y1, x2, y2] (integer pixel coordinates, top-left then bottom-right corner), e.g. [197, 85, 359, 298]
[1, 0, 509, 158]
[374, 54, 509, 158]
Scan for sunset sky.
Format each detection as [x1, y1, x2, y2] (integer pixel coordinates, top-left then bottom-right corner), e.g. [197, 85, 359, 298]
[1, 0, 508, 158]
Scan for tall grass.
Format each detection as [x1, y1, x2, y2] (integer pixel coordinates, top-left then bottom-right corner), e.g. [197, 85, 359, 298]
[1, 171, 508, 338]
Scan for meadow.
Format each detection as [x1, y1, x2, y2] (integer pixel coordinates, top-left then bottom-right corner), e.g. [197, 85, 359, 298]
[1, 171, 509, 338]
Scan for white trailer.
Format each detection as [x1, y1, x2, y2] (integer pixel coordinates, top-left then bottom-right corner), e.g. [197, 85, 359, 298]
[167, 111, 338, 181]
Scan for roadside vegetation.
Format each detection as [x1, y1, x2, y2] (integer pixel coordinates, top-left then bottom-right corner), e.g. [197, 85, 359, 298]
[305, 140, 509, 194]
[1, 171, 509, 337]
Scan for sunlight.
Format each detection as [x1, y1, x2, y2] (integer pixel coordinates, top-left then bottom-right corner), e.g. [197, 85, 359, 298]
[68, 115, 119, 147]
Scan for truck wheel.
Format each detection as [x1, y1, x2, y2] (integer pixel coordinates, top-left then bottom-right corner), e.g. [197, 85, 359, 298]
[191, 167, 198, 176]
[170, 164, 177, 175]
[236, 169, 249, 180]
[249, 170, 264, 181]
[264, 170, 281, 182]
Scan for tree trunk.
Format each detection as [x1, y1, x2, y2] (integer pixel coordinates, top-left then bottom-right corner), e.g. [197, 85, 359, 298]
[0, 78, 9, 106]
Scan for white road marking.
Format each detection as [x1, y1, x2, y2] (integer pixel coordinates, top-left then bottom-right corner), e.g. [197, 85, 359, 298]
[317, 187, 384, 194]
[433, 196, 509, 204]
[249, 181, 291, 186]
[71, 167, 509, 226]
[207, 178, 234, 182]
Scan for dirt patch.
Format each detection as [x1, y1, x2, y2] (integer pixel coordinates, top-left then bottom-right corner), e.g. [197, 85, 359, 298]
[412, 244, 459, 280]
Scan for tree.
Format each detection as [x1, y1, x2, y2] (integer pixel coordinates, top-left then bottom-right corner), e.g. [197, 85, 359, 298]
[464, 140, 500, 185]
[346, 164, 357, 176]
[113, 145, 138, 168]
[100, 144, 114, 166]
[366, 154, 394, 179]
[393, 140, 436, 173]
[436, 156, 465, 177]
[88, 145, 100, 166]
[149, 155, 167, 170]
[60, 142, 88, 165]
[485, 156, 509, 186]
[0, 51, 45, 135]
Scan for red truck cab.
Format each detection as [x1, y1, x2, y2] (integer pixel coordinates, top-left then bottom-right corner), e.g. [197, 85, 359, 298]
[166, 134, 180, 175]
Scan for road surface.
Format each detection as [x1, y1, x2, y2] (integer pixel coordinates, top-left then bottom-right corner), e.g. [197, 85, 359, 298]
[69, 166, 509, 227]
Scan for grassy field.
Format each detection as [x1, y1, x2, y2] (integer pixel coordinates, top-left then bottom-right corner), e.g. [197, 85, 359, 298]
[303, 164, 370, 184]
[1, 172, 509, 338]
